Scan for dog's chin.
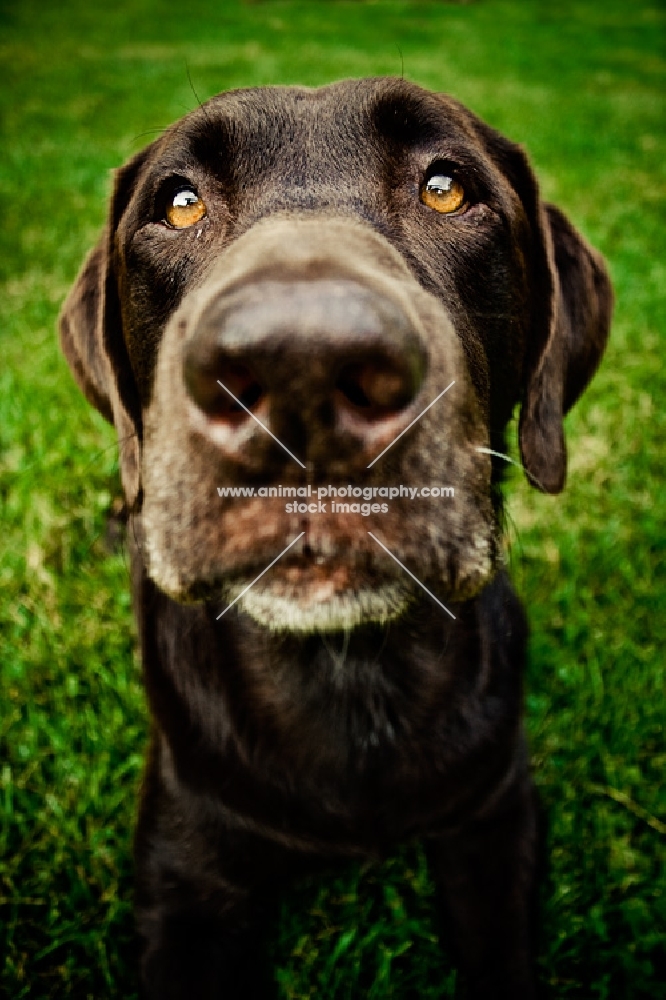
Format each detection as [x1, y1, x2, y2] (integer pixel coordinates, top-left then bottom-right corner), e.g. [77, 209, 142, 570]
[227, 580, 415, 632]
[150, 550, 499, 629]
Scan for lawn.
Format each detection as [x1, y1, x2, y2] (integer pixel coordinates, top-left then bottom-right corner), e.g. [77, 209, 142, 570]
[1, 0, 664, 997]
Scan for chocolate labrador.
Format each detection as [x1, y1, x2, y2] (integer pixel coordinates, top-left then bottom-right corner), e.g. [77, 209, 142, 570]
[59, 78, 612, 999]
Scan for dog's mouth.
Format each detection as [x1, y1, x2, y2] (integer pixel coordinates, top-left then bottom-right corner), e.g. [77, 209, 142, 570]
[143, 497, 498, 630]
[141, 441, 498, 629]
[221, 553, 416, 632]
[244, 557, 364, 594]
[226, 581, 416, 632]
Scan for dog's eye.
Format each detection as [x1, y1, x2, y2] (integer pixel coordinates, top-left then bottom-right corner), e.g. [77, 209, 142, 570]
[420, 174, 466, 215]
[165, 189, 206, 228]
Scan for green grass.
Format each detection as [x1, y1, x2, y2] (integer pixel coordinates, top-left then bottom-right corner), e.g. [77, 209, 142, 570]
[1, 0, 664, 996]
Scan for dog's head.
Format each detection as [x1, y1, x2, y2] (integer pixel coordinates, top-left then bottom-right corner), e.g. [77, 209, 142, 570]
[60, 78, 611, 631]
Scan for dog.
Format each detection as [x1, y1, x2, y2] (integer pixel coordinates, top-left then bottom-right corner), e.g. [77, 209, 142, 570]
[59, 77, 612, 999]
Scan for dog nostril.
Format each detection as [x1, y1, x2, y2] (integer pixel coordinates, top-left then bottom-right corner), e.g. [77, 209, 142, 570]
[224, 364, 264, 412]
[336, 361, 415, 417]
[184, 356, 265, 421]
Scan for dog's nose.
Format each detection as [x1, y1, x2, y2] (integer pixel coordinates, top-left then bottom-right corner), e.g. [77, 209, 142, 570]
[183, 279, 426, 466]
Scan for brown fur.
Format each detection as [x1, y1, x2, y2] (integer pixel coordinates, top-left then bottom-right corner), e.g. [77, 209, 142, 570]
[59, 78, 612, 998]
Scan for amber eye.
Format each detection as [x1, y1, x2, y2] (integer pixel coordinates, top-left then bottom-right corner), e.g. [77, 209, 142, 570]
[420, 174, 466, 214]
[165, 188, 206, 228]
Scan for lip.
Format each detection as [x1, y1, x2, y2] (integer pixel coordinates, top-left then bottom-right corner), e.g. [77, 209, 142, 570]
[209, 547, 418, 627]
[220, 574, 416, 632]
[223, 551, 400, 597]
[269, 560, 356, 591]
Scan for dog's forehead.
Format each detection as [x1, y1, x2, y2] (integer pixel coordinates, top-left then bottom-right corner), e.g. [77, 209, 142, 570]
[158, 77, 483, 166]
[199, 77, 470, 128]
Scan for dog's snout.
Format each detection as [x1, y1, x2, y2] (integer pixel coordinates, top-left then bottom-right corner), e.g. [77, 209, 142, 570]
[183, 278, 426, 463]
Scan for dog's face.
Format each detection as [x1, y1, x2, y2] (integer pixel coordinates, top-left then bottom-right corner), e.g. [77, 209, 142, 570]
[60, 78, 611, 631]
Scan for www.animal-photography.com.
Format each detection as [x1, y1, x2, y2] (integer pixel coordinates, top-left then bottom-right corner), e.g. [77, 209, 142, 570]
[2, 1, 664, 997]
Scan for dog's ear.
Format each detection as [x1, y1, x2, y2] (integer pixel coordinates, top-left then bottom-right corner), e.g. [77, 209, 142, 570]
[59, 149, 150, 507]
[518, 194, 612, 493]
[462, 108, 612, 493]
[496, 145, 613, 494]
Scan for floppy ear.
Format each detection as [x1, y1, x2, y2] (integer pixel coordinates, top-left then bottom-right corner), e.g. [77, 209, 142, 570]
[463, 109, 612, 494]
[59, 149, 150, 507]
[516, 181, 613, 494]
